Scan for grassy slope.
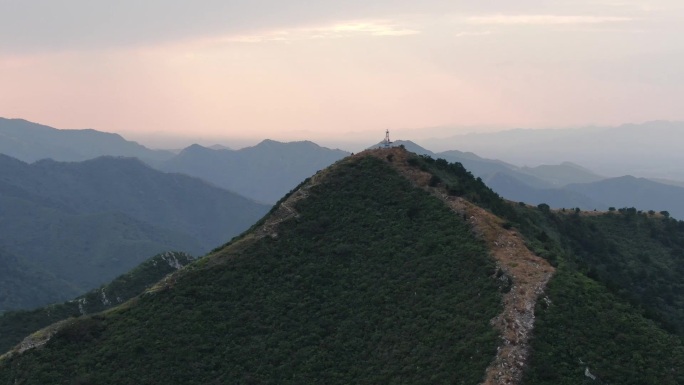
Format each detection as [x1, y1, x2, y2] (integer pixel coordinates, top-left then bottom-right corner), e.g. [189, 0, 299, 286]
[0, 155, 502, 384]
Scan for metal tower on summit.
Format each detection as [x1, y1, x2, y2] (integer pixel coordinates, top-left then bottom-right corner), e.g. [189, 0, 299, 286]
[383, 129, 393, 148]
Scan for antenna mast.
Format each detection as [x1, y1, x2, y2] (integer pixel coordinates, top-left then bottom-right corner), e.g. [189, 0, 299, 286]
[383, 129, 392, 148]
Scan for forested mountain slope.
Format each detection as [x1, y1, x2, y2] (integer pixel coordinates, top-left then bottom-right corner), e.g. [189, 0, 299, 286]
[0, 252, 195, 355]
[1, 148, 683, 384]
[0, 151, 504, 384]
[404, 152, 684, 384]
[1, 155, 270, 251]
[0, 154, 269, 307]
[0, 248, 79, 314]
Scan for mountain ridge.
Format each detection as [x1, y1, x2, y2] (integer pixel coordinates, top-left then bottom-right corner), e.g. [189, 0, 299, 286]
[0, 149, 506, 383]
[0, 153, 269, 308]
[160, 140, 349, 203]
[2, 148, 684, 384]
[422, 121, 684, 179]
[0, 118, 174, 164]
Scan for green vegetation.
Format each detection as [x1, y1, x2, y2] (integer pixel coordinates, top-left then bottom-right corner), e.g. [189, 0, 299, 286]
[507, 208, 684, 383]
[1, 206, 202, 295]
[550, 210, 684, 334]
[0, 154, 269, 309]
[411, 155, 519, 221]
[0, 252, 194, 354]
[411, 153, 684, 384]
[0, 155, 502, 384]
[524, 267, 684, 384]
[0, 248, 79, 315]
[4, 149, 684, 384]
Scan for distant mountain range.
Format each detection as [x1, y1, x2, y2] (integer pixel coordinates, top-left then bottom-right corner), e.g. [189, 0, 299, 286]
[159, 140, 349, 203]
[383, 140, 684, 219]
[422, 120, 684, 180]
[0, 118, 350, 204]
[0, 118, 174, 165]
[3, 117, 684, 219]
[565, 175, 684, 215]
[3, 148, 684, 384]
[380, 140, 604, 189]
[0, 154, 269, 310]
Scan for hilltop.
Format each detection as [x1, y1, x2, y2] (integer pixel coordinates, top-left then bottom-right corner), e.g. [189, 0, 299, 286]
[1, 147, 683, 384]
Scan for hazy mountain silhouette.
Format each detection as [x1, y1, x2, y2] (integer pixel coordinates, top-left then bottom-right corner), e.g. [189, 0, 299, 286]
[160, 140, 349, 203]
[0, 118, 174, 164]
[565, 175, 684, 218]
[484, 172, 603, 209]
[425, 121, 684, 180]
[378, 140, 596, 189]
[518, 162, 603, 186]
[484, 171, 684, 219]
[0, 154, 269, 306]
[375, 140, 684, 219]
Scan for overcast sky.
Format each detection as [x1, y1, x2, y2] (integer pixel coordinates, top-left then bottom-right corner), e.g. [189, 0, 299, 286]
[1, 1, 683, 149]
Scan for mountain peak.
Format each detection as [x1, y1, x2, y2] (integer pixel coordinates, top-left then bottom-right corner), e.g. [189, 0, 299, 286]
[180, 143, 210, 154]
[0, 117, 174, 164]
[3, 147, 684, 384]
[254, 138, 281, 147]
[253, 139, 322, 149]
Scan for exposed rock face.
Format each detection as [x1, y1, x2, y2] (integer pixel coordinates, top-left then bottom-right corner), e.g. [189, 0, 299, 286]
[585, 367, 597, 381]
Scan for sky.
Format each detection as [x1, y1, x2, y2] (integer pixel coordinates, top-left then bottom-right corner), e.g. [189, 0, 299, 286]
[1, 0, 683, 150]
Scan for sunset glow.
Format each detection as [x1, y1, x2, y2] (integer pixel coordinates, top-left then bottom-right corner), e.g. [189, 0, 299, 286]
[1, 1, 683, 150]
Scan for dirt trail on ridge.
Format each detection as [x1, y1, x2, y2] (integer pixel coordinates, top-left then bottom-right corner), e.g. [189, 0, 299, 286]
[361, 148, 555, 385]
